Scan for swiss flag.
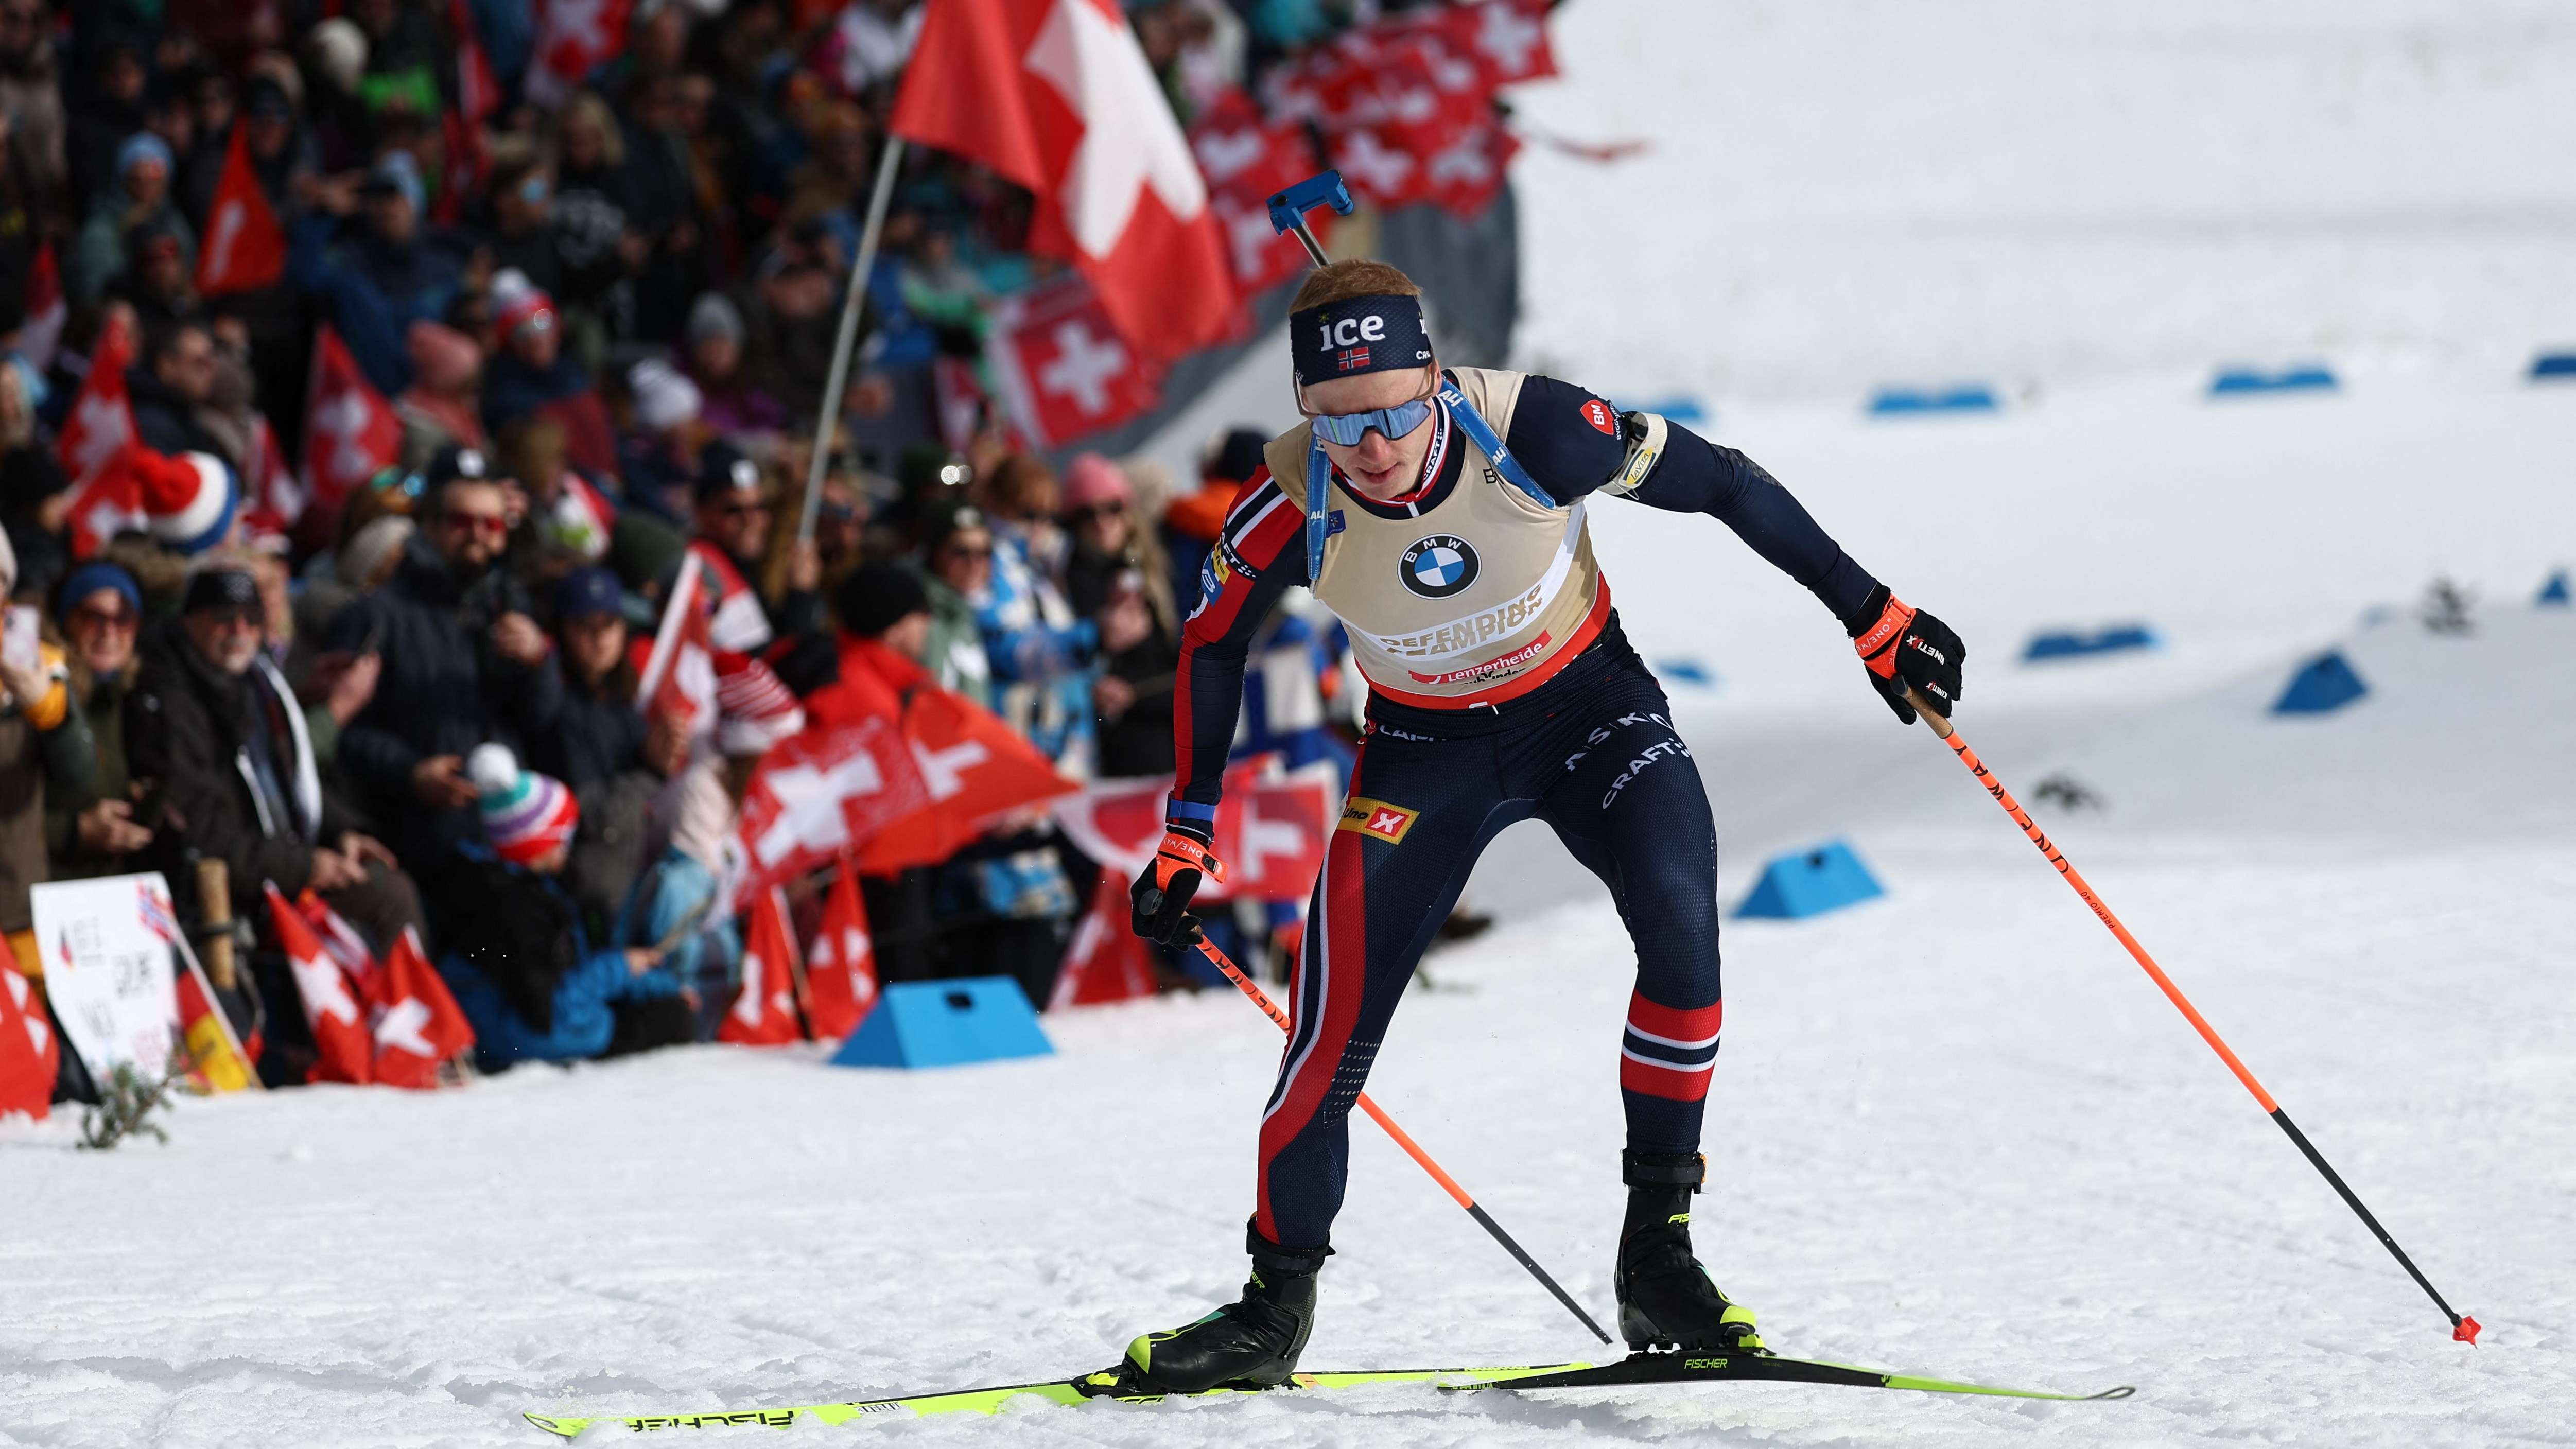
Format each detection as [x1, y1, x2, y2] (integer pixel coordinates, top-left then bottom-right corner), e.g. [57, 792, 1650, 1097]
[451, 0, 503, 124]
[802, 859, 880, 1038]
[196, 120, 287, 296]
[301, 325, 402, 516]
[1049, 759, 1336, 903]
[636, 550, 718, 737]
[736, 715, 929, 901]
[19, 240, 64, 371]
[1048, 873, 1157, 1010]
[266, 883, 374, 1086]
[720, 887, 805, 1046]
[237, 412, 305, 537]
[1189, 89, 1329, 293]
[1449, 0, 1557, 89]
[0, 965, 58, 1121]
[1423, 118, 1521, 221]
[985, 273, 1165, 449]
[372, 928, 474, 1089]
[636, 551, 805, 756]
[892, 0, 1239, 359]
[1331, 124, 1431, 208]
[295, 889, 385, 1009]
[526, 0, 632, 108]
[852, 685, 1081, 874]
[57, 311, 135, 485]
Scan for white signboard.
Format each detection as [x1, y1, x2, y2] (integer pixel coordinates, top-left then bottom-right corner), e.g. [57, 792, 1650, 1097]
[28, 872, 181, 1081]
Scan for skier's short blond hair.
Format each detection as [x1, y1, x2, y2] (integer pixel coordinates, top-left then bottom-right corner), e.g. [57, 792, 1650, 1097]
[1290, 260, 1424, 314]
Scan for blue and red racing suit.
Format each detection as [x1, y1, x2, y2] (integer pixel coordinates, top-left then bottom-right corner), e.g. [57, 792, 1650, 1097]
[1173, 371, 1881, 1250]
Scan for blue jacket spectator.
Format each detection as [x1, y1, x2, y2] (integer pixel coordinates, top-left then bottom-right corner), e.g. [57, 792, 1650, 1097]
[433, 848, 687, 1070]
[289, 154, 466, 399]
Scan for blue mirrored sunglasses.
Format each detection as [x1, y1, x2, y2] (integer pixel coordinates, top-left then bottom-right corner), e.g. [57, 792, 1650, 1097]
[1310, 397, 1433, 447]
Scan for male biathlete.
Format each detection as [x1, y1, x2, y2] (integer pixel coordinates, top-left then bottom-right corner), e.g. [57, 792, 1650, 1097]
[1123, 259, 1966, 1391]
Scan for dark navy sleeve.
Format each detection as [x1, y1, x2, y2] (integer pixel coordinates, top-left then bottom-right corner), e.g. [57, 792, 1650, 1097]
[1505, 376, 1880, 626]
[1169, 468, 1308, 822]
[1505, 375, 1631, 497]
[1629, 421, 1880, 623]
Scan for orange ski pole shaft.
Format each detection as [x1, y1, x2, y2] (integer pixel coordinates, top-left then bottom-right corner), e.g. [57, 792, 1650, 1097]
[1190, 932, 1613, 1344]
[1904, 689, 2479, 1345]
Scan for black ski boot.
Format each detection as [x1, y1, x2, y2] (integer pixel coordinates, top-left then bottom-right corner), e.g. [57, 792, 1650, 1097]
[1614, 1150, 1764, 1353]
[1122, 1226, 1330, 1392]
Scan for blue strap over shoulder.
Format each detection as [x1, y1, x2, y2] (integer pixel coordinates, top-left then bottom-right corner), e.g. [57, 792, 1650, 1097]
[1302, 382, 1558, 580]
[1437, 380, 1557, 510]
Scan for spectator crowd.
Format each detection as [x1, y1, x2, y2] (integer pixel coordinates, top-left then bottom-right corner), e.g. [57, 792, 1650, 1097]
[0, 0, 1444, 1094]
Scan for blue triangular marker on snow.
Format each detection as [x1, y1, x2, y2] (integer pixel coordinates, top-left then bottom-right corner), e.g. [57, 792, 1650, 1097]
[830, 977, 1053, 1069]
[2271, 651, 2369, 715]
[1734, 841, 1884, 920]
[2538, 569, 2569, 606]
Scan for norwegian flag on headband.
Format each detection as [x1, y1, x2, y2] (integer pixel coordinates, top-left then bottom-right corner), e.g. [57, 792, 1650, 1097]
[891, 0, 1240, 359]
[526, 0, 631, 108]
[197, 120, 288, 297]
[302, 325, 402, 516]
[985, 273, 1165, 450]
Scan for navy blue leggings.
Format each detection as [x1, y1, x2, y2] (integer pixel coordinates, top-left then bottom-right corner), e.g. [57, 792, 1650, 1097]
[1255, 645, 1723, 1249]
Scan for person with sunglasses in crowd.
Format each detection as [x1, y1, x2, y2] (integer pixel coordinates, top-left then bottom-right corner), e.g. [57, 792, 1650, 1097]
[43, 561, 155, 881]
[325, 446, 565, 868]
[126, 564, 423, 958]
[1121, 259, 1972, 1393]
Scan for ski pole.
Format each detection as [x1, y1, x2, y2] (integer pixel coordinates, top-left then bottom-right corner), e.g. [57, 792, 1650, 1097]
[1902, 688, 2480, 1345]
[1189, 932, 1614, 1345]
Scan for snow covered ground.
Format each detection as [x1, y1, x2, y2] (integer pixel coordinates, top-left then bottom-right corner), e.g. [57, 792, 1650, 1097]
[6, 596, 2571, 1447]
[12, 2, 2576, 1444]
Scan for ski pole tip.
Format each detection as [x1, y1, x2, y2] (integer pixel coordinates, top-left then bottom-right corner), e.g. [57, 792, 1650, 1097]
[2453, 1315, 2482, 1346]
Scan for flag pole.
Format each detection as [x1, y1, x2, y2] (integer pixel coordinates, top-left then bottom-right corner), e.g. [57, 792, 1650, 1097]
[799, 134, 909, 546]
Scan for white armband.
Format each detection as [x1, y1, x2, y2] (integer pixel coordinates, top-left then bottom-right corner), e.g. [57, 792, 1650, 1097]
[1599, 411, 1668, 498]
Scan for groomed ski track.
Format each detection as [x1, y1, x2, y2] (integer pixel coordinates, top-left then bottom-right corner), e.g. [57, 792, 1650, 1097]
[9, 1, 2576, 1443]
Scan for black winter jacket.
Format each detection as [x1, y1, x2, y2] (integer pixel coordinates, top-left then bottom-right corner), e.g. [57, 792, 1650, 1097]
[125, 625, 360, 919]
[326, 538, 565, 858]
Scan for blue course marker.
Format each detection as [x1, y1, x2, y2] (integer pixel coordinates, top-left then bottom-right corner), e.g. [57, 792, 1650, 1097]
[1868, 384, 1999, 417]
[1734, 841, 1885, 920]
[2210, 363, 2338, 396]
[2271, 651, 2368, 715]
[2024, 624, 2162, 662]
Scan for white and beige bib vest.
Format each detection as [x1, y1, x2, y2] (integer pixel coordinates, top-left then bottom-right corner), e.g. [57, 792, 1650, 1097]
[1263, 366, 1610, 708]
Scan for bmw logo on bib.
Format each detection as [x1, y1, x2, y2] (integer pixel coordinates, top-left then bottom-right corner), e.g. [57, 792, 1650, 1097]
[1400, 534, 1479, 598]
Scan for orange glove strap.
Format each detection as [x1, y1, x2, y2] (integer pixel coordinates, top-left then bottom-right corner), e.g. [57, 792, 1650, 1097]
[1852, 593, 1916, 678]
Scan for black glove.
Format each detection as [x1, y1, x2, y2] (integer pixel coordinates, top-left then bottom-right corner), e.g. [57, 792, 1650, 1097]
[1846, 584, 1964, 725]
[1130, 828, 1225, 945]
